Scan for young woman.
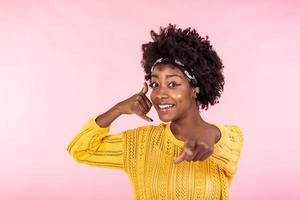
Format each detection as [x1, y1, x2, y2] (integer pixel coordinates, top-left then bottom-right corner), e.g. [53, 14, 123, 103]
[67, 24, 244, 200]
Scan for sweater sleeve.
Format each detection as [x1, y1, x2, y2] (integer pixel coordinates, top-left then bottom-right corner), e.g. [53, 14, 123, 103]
[66, 116, 125, 171]
[211, 125, 244, 177]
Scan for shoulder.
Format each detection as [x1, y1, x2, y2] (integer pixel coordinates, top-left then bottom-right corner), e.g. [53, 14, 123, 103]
[224, 124, 244, 144]
[122, 123, 165, 135]
[121, 123, 166, 146]
[212, 122, 244, 150]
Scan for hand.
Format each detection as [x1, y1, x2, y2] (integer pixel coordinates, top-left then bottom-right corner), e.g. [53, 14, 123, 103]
[117, 82, 153, 122]
[174, 128, 217, 164]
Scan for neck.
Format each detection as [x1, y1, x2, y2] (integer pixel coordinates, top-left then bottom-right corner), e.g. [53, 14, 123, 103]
[170, 104, 207, 141]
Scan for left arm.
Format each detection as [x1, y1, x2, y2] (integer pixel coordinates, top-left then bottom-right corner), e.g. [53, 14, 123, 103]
[174, 124, 244, 177]
[211, 125, 244, 177]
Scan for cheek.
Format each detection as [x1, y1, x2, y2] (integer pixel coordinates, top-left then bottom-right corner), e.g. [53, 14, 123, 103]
[171, 89, 190, 101]
[171, 91, 193, 106]
[171, 93, 183, 102]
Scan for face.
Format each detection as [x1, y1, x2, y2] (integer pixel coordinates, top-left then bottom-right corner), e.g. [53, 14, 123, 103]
[149, 64, 197, 122]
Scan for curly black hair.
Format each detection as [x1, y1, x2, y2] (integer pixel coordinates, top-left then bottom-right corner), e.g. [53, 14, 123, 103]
[141, 24, 225, 111]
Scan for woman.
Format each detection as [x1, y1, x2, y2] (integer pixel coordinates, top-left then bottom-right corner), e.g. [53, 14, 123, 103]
[67, 24, 244, 200]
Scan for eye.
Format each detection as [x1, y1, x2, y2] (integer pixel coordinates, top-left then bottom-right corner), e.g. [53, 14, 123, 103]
[149, 82, 158, 89]
[168, 82, 178, 88]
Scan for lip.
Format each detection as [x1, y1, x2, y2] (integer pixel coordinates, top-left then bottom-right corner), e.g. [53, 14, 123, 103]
[155, 103, 175, 113]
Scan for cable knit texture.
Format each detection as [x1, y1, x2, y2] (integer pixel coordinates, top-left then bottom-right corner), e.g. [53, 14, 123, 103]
[67, 116, 244, 200]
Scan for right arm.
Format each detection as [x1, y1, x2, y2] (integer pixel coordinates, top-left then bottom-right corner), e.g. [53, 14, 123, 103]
[66, 83, 152, 170]
[66, 110, 125, 170]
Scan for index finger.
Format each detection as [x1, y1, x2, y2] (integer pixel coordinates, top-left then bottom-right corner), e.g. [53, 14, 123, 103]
[174, 151, 186, 164]
[174, 147, 193, 164]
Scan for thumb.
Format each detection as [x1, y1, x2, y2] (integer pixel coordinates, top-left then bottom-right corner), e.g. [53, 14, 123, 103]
[140, 82, 148, 94]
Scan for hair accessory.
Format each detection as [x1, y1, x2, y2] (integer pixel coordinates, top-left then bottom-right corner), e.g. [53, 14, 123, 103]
[174, 59, 184, 66]
[149, 57, 199, 88]
[151, 58, 163, 70]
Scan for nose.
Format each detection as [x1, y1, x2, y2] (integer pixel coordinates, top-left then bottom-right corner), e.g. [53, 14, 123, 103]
[155, 86, 169, 99]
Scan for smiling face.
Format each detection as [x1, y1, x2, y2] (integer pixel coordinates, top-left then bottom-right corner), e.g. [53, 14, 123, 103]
[149, 64, 198, 122]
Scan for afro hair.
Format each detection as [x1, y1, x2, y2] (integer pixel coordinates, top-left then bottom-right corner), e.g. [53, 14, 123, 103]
[141, 24, 225, 110]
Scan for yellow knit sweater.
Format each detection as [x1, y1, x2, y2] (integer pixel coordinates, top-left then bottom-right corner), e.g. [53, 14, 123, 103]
[67, 116, 243, 200]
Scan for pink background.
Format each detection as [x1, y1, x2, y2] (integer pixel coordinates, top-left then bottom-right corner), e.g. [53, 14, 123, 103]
[1, 1, 299, 199]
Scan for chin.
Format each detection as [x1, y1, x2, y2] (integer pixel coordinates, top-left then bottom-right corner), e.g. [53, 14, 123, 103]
[159, 118, 171, 123]
[157, 114, 175, 123]
[155, 108, 178, 123]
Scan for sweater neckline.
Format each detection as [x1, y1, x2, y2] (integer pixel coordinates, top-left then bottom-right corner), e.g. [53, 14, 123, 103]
[164, 122, 223, 147]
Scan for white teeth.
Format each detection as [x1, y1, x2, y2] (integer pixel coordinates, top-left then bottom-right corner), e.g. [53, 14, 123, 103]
[158, 104, 174, 109]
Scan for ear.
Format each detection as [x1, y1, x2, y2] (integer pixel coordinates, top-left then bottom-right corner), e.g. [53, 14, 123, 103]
[192, 89, 197, 98]
[192, 87, 199, 98]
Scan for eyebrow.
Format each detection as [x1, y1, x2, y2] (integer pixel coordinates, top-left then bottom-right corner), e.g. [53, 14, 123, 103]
[151, 74, 184, 80]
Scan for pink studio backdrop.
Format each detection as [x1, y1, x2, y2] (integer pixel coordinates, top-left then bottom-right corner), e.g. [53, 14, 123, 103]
[1, 1, 299, 199]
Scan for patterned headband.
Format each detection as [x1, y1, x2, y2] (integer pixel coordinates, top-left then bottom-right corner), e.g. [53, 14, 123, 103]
[150, 58, 199, 87]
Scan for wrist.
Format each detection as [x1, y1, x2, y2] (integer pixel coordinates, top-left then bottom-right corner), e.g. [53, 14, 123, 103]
[114, 103, 125, 115]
